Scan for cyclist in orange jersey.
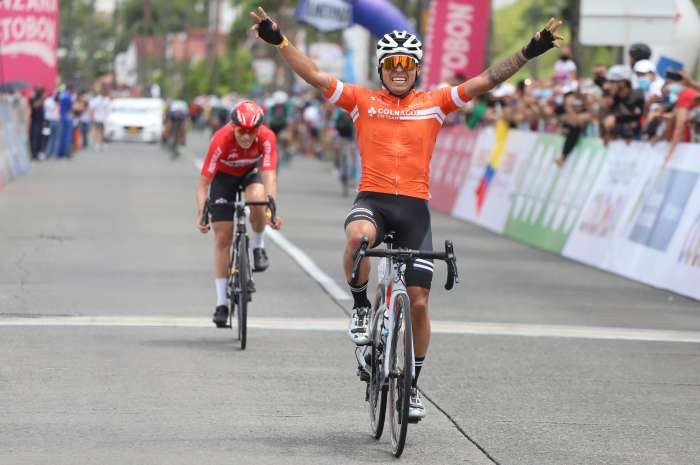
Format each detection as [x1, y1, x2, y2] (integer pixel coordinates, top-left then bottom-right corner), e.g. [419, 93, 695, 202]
[251, 6, 563, 420]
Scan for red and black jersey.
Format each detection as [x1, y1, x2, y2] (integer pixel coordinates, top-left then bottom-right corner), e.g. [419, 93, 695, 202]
[200, 124, 278, 178]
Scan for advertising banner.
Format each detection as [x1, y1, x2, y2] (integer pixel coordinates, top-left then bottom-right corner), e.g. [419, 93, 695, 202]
[296, 0, 353, 32]
[450, 125, 530, 233]
[0, 0, 59, 92]
[563, 142, 660, 270]
[429, 125, 480, 215]
[504, 133, 607, 253]
[422, 0, 491, 87]
[0, 97, 31, 190]
[433, 124, 700, 301]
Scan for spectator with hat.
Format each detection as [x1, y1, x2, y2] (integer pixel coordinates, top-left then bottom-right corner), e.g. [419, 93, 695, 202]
[601, 65, 645, 144]
[633, 59, 664, 100]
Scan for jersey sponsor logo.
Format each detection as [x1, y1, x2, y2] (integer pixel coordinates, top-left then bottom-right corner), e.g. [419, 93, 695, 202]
[220, 155, 262, 168]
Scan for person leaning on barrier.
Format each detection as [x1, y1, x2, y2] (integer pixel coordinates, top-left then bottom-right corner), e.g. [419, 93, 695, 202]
[554, 92, 593, 166]
[601, 65, 644, 144]
[664, 70, 700, 163]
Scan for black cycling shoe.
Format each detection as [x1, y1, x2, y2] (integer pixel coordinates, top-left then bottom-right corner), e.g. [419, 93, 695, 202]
[252, 248, 269, 272]
[212, 305, 229, 328]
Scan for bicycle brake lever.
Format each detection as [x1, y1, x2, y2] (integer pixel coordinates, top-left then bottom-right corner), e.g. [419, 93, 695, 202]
[350, 237, 369, 284]
[444, 240, 458, 290]
[267, 195, 277, 225]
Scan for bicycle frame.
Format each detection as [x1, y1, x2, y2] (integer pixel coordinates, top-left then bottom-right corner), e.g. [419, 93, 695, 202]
[375, 250, 414, 387]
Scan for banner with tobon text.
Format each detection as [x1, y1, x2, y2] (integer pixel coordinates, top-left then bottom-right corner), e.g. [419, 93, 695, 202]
[429, 126, 700, 301]
[422, 0, 491, 87]
[0, 0, 59, 92]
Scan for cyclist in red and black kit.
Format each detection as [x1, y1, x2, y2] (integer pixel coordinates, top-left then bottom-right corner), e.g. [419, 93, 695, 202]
[196, 100, 283, 327]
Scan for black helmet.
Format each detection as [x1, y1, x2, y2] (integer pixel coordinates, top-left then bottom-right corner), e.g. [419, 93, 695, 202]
[629, 43, 651, 61]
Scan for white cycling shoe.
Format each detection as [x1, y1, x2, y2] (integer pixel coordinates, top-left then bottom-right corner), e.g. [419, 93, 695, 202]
[408, 387, 426, 421]
[348, 306, 370, 346]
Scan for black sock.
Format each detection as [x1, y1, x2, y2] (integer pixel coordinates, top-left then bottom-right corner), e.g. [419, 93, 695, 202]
[413, 356, 425, 388]
[349, 281, 370, 308]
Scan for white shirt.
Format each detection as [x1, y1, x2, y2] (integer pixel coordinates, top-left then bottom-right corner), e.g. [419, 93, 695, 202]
[302, 104, 322, 129]
[90, 96, 110, 123]
[554, 59, 577, 85]
[43, 97, 58, 121]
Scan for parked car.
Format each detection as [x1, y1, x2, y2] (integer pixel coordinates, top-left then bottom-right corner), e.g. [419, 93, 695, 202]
[104, 98, 164, 143]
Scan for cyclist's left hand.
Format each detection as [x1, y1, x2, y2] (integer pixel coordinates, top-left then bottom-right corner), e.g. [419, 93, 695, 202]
[268, 214, 283, 230]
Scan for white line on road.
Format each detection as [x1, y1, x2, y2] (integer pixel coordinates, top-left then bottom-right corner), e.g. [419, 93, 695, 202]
[3, 316, 700, 344]
[185, 149, 351, 302]
[266, 229, 352, 301]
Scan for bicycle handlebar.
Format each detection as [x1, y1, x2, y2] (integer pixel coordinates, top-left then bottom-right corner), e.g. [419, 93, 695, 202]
[200, 196, 277, 227]
[351, 237, 460, 290]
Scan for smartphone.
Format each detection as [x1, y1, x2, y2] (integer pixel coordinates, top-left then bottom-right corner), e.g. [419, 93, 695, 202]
[665, 70, 683, 81]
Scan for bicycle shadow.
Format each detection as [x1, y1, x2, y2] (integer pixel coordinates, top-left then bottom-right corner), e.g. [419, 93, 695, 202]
[140, 335, 243, 352]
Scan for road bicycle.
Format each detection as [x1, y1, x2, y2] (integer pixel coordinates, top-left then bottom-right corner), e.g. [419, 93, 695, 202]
[201, 180, 276, 350]
[351, 232, 458, 457]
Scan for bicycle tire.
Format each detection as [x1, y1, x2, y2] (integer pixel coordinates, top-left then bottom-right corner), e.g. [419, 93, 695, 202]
[237, 235, 249, 350]
[368, 287, 387, 439]
[388, 292, 413, 457]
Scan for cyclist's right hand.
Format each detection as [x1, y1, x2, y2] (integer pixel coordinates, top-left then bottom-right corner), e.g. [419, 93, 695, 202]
[197, 211, 209, 234]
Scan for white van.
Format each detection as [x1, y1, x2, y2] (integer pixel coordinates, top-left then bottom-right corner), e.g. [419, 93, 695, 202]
[104, 98, 164, 143]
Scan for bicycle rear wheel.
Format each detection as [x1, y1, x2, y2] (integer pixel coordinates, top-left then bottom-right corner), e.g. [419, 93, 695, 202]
[388, 293, 413, 457]
[236, 235, 249, 350]
[368, 287, 387, 439]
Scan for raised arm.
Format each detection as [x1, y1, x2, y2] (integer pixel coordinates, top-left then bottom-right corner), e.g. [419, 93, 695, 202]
[462, 18, 564, 99]
[250, 7, 333, 94]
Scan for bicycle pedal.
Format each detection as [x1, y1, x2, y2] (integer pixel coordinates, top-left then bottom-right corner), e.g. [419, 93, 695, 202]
[358, 370, 370, 383]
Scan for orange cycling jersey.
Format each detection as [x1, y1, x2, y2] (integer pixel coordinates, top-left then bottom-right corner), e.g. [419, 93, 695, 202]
[324, 78, 471, 199]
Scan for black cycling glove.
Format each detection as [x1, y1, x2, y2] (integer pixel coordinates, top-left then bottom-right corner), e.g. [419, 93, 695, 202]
[257, 18, 284, 46]
[521, 28, 555, 60]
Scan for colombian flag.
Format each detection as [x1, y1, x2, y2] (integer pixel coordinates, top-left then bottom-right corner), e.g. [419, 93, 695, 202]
[475, 120, 509, 214]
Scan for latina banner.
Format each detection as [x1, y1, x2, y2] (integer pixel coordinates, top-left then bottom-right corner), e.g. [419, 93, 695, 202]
[0, 0, 59, 92]
[422, 0, 491, 87]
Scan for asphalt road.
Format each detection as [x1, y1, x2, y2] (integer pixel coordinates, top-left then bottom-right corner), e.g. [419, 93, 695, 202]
[1, 132, 698, 465]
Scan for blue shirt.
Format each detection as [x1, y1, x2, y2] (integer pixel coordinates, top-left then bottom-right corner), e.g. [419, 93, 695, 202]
[59, 91, 73, 120]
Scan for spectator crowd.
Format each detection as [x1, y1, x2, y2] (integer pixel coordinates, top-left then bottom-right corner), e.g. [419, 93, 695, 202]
[456, 43, 700, 166]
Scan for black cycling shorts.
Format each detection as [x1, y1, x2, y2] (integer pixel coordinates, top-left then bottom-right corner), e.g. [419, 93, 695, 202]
[209, 169, 262, 223]
[344, 191, 434, 289]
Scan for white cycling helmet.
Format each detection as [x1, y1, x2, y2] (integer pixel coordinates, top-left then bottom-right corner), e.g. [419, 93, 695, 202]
[376, 30, 423, 64]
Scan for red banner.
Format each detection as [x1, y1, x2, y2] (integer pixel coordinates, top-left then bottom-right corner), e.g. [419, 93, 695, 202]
[0, 0, 60, 92]
[422, 0, 490, 88]
[429, 125, 479, 214]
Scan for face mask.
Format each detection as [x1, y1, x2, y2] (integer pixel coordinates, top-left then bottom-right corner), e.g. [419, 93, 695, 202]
[560, 55, 570, 61]
[540, 89, 553, 99]
[668, 83, 684, 95]
[594, 76, 606, 88]
[637, 77, 651, 91]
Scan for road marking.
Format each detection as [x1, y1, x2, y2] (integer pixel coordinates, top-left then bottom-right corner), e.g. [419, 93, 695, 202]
[184, 148, 351, 302]
[266, 229, 351, 301]
[3, 316, 700, 343]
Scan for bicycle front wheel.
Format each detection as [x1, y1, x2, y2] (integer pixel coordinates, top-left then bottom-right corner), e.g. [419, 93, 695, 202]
[368, 287, 387, 439]
[236, 235, 249, 350]
[388, 292, 413, 457]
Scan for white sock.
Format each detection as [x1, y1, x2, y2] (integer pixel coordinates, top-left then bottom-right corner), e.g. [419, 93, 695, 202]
[215, 278, 227, 306]
[251, 229, 265, 249]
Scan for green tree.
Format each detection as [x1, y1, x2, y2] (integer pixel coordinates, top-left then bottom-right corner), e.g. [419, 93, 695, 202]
[59, 0, 114, 88]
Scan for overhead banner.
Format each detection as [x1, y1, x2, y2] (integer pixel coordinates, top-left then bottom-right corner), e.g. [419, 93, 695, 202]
[422, 0, 491, 87]
[0, 0, 59, 92]
[296, 0, 353, 32]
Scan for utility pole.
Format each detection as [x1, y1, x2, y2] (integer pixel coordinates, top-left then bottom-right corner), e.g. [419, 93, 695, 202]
[86, 0, 97, 89]
[207, 0, 222, 92]
[529, 0, 540, 79]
